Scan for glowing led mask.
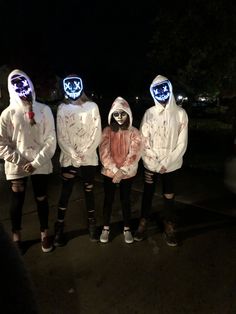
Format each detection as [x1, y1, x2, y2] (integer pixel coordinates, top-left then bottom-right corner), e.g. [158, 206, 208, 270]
[151, 80, 170, 104]
[63, 76, 83, 100]
[112, 110, 128, 125]
[11, 74, 32, 102]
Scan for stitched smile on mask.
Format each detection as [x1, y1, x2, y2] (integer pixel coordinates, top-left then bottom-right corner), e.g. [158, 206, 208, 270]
[112, 110, 128, 125]
[11, 74, 32, 102]
[151, 80, 170, 105]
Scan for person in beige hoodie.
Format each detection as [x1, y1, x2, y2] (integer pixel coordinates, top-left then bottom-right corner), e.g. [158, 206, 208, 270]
[99, 97, 142, 244]
[0, 69, 57, 253]
[134, 75, 188, 246]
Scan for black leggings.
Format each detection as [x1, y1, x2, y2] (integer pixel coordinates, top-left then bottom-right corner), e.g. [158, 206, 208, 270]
[102, 176, 133, 227]
[9, 175, 49, 232]
[141, 168, 178, 223]
[58, 165, 96, 221]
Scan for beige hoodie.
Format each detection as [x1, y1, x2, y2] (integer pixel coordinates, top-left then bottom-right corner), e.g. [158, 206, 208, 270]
[140, 75, 188, 173]
[99, 96, 142, 179]
[0, 69, 57, 180]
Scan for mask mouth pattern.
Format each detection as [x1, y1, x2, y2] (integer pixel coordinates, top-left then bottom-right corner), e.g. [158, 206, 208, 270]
[151, 80, 170, 104]
[11, 74, 32, 101]
[63, 76, 83, 100]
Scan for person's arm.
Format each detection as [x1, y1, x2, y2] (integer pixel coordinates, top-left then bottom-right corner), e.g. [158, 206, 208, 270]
[162, 109, 188, 169]
[0, 111, 28, 166]
[119, 128, 142, 175]
[99, 127, 119, 174]
[30, 106, 57, 169]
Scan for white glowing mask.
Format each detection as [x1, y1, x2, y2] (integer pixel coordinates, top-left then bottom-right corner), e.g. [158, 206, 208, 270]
[151, 80, 170, 104]
[63, 76, 83, 100]
[11, 74, 32, 101]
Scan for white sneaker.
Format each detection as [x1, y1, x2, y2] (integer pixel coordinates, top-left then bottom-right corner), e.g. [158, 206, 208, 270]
[100, 229, 110, 243]
[124, 229, 134, 244]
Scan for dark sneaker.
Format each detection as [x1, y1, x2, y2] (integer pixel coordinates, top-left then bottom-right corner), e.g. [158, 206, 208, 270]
[88, 223, 99, 242]
[163, 221, 178, 247]
[54, 222, 66, 247]
[134, 218, 147, 242]
[163, 232, 178, 247]
[41, 236, 53, 253]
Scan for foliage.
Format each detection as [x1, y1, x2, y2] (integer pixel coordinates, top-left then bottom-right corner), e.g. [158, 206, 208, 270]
[148, 0, 236, 97]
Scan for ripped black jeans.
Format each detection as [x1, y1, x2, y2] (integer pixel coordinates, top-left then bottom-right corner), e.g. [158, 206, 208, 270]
[58, 165, 96, 223]
[9, 174, 49, 232]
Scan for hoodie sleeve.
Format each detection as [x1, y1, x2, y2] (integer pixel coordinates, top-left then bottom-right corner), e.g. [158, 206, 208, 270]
[162, 109, 188, 170]
[99, 127, 119, 174]
[140, 110, 161, 170]
[0, 110, 29, 166]
[31, 106, 56, 169]
[79, 105, 102, 157]
[119, 128, 142, 175]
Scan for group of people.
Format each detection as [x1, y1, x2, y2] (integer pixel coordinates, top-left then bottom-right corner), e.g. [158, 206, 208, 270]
[0, 69, 188, 254]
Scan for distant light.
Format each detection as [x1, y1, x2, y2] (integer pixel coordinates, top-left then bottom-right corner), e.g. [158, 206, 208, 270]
[177, 95, 183, 101]
[135, 96, 139, 101]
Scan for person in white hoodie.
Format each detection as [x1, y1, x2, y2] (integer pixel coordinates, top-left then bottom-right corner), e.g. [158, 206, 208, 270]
[99, 97, 142, 244]
[134, 75, 188, 246]
[54, 74, 102, 246]
[0, 69, 57, 253]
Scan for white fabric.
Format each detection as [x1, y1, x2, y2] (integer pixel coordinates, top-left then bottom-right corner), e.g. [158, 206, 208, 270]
[0, 69, 57, 180]
[140, 75, 188, 173]
[57, 101, 102, 167]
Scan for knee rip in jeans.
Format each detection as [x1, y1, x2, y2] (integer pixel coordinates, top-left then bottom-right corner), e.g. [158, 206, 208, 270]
[84, 183, 93, 192]
[36, 195, 47, 202]
[62, 172, 76, 180]
[11, 180, 24, 192]
[163, 193, 174, 200]
[144, 171, 154, 184]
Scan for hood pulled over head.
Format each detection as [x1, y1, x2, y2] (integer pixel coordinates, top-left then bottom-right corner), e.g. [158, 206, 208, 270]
[108, 96, 132, 128]
[8, 69, 35, 106]
[150, 75, 177, 108]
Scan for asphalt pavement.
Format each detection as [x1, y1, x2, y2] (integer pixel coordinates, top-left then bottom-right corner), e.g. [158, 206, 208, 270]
[1, 163, 236, 314]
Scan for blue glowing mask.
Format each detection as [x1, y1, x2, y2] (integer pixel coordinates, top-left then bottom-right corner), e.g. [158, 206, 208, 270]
[11, 74, 32, 102]
[63, 76, 83, 100]
[151, 80, 170, 105]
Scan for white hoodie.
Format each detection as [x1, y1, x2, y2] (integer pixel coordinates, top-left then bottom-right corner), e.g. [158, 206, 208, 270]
[140, 75, 188, 173]
[57, 99, 102, 167]
[0, 69, 57, 180]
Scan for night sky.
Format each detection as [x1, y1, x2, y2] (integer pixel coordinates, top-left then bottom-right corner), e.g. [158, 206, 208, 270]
[0, 1, 158, 96]
[0, 1, 234, 98]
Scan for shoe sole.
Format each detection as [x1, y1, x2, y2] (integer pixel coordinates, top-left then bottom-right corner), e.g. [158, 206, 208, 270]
[42, 246, 53, 253]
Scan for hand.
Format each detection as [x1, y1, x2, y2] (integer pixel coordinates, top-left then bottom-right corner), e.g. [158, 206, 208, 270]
[112, 169, 125, 183]
[23, 163, 35, 173]
[159, 166, 167, 174]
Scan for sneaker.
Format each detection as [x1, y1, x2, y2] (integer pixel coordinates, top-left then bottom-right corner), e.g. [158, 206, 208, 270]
[134, 218, 147, 242]
[100, 229, 110, 243]
[163, 221, 178, 247]
[163, 232, 178, 247]
[54, 222, 66, 247]
[124, 229, 134, 244]
[89, 223, 99, 242]
[41, 236, 53, 253]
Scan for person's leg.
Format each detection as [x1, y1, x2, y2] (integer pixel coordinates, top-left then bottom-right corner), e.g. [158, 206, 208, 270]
[120, 178, 134, 243]
[31, 174, 52, 252]
[134, 168, 157, 241]
[54, 166, 76, 246]
[9, 178, 27, 250]
[81, 166, 98, 241]
[100, 175, 116, 243]
[161, 170, 178, 246]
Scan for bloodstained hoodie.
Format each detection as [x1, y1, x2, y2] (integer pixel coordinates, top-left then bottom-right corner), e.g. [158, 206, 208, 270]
[99, 96, 142, 179]
[0, 69, 57, 180]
